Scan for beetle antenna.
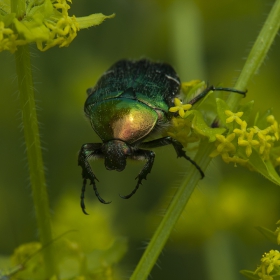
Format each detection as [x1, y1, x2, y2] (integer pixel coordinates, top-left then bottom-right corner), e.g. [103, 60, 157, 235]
[188, 85, 247, 105]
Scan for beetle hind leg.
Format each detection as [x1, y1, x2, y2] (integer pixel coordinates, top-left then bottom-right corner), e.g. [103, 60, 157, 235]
[139, 136, 204, 178]
[119, 150, 155, 199]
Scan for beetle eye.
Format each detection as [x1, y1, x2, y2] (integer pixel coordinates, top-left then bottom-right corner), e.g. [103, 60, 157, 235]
[86, 87, 92, 95]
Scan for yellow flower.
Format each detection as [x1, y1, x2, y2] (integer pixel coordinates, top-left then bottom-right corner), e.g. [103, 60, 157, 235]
[267, 115, 279, 141]
[169, 98, 192, 118]
[261, 250, 280, 274]
[233, 120, 247, 141]
[225, 110, 243, 125]
[238, 130, 259, 157]
[216, 133, 236, 153]
[0, 22, 13, 41]
[209, 133, 236, 158]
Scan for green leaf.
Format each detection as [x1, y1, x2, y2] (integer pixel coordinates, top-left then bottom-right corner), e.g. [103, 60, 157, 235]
[216, 98, 230, 127]
[190, 110, 226, 142]
[76, 13, 115, 29]
[0, 13, 16, 26]
[238, 100, 254, 121]
[254, 109, 273, 128]
[239, 270, 259, 280]
[13, 0, 54, 42]
[255, 226, 278, 244]
[26, 0, 53, 19]
[0, 0, 10, 15]
[239, 149, 280, 185]
[14, 18, 50, 41]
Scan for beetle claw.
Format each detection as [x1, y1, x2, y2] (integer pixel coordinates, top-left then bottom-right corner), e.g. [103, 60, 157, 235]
[97, 196, 112, 204]
[119, 193, 134, 199]
[81, 205, 89, 215]
[119, 181, 141, 200]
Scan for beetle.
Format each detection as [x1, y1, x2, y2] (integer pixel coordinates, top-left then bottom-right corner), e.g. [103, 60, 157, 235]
[78, 59, 245, 214]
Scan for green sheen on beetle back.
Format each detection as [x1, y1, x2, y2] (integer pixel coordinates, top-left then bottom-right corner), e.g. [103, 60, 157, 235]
[85, 59, 180, 114]
[88, 99, 159, 144]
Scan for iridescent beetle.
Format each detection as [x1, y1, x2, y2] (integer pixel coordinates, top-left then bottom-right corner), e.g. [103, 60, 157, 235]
[78, 59, 245, 214]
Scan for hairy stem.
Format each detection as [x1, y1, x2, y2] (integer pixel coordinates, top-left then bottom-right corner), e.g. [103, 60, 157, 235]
[11, 0, 55, 276]
[227, 0, 280, 110]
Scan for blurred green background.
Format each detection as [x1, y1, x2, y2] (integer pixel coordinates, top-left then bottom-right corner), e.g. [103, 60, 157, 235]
[1, 0, 280, 279]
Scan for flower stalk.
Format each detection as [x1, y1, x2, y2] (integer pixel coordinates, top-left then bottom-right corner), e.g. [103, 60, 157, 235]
[11, 0, 54, 276]
[14, 42, 56, 278]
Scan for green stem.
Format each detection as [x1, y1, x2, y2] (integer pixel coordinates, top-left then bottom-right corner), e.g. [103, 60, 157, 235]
[227, 0, 280, 110]
[130, 0, 280, 279]
[130, 141, 213, 280]
[11, 0, 55, 277]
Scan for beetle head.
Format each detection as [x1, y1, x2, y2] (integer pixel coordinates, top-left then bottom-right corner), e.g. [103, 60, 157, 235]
[102, 140, 131, 172]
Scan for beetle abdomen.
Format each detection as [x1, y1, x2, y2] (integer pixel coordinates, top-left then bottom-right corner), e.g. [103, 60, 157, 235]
[88, 98, 158, 144]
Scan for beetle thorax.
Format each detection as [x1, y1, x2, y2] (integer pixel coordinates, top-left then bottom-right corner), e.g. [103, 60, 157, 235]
[102, 140, 131, 172]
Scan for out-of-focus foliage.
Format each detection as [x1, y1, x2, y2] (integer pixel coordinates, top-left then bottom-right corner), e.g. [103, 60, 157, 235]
[0, 195, 127, 279]
[1, 0, 280, 279]
[241, 221, 280, 280]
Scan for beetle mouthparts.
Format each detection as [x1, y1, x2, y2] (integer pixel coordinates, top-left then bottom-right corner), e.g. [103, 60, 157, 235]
[102, 140, 131, 172]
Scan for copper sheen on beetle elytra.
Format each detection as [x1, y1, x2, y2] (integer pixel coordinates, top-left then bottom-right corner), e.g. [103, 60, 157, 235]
[78, 59, 246, 214]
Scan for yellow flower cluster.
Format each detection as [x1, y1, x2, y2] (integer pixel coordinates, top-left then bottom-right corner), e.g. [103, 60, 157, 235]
[38, 0, 79, 51]
[166, 117, 199, 146]
[0, 0, 79, 52]
[0, 0, 114, 53]
[255, 250, 280, 280]
[168, 93, 280, 168]
[167, 98, 200, 146]
[210, 110, 280, 166]
[0, 21, 24, 52]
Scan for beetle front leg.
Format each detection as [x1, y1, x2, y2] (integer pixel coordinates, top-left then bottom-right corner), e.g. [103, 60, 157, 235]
[119, 149, 155, 199]
[78, 143, 111, 214]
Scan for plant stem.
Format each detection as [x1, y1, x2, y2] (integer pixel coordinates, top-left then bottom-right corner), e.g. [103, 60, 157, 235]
[130, 0, 280, 279]
[227, 0, 280, 110]
[11, 0, 55, 277]
[130, 141, 213, 280]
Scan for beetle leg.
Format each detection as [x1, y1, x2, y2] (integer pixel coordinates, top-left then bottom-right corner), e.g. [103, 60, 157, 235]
[78, 143, 111, 214]
[188, 85, 246, 105]
[119, 149, 155, 199]
[140, 137, 204, 178]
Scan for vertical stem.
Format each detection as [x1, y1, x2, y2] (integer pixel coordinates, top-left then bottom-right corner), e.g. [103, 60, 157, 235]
[14, 45, 55, 277]
[130, 142, 213, 280]
[11, 0, 55, 276]
[227, 0, 280, 110]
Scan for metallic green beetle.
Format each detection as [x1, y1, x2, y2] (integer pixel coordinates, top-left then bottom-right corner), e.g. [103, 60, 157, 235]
[78, 59, 245, 214]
